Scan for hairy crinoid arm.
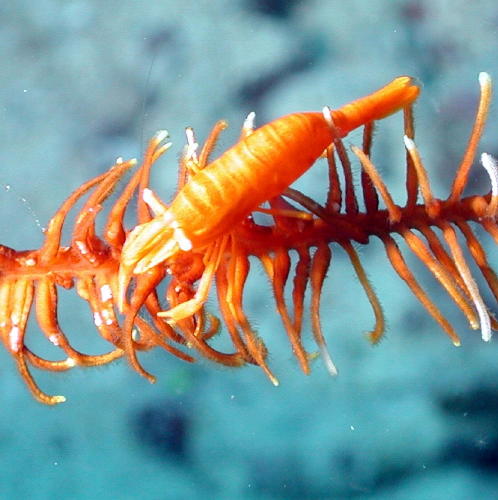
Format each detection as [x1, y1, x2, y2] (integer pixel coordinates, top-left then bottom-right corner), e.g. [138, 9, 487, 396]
[2, 73, 497, 404]
[448, 72, 493, 203]
[220, 73, 497, 383]
[110, 73, 496, 389]
[0, 132, 198, 404]
[316, 73, 496, 348]
[0, 160, 134, 404]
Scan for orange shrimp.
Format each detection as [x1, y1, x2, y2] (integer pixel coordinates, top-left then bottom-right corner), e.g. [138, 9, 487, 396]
[118, 76, 420, 323]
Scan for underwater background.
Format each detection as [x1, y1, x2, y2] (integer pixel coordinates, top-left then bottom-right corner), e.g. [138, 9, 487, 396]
[1, 1, 498, 498]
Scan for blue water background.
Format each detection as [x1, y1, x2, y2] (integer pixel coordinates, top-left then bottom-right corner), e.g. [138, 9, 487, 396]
[1, 1, 498, 498]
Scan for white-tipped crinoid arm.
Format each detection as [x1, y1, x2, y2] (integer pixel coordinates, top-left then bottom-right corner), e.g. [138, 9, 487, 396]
[184, 127, 199, 162]
[153, 130, 172, 157]
[154, 129, 169, 144]
[142, 188, 168, 217]
[481, 152, 498, 217]
[479, 71, 492, 90]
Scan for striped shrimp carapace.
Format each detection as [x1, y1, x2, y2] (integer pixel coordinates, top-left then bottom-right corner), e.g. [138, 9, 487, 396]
[1, 74, 497, 404]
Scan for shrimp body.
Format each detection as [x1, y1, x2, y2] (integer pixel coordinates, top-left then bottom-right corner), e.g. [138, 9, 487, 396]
[118, 76, 420, 317]
[169, 112, 334, 247]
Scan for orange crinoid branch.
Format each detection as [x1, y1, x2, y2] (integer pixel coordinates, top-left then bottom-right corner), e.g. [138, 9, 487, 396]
[0, 74, 496, 404]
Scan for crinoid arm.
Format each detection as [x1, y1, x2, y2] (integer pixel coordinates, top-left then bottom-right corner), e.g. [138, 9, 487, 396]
[2, 73, 497, 404]
[0, 159, 134, 404]
[117, 74, 497, 391]
[220, 72, 497, 381]
[346, 72, 497, 344]
[0, 132, 195, 404]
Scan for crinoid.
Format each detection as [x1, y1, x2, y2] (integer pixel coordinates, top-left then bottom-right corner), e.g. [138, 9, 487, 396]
[0, 134, 221, 404]
[120, 72, 497, 388]
[1, 74, 496, 404]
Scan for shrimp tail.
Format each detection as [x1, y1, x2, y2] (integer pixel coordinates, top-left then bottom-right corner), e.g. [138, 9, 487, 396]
[331, 76, 420, 136]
